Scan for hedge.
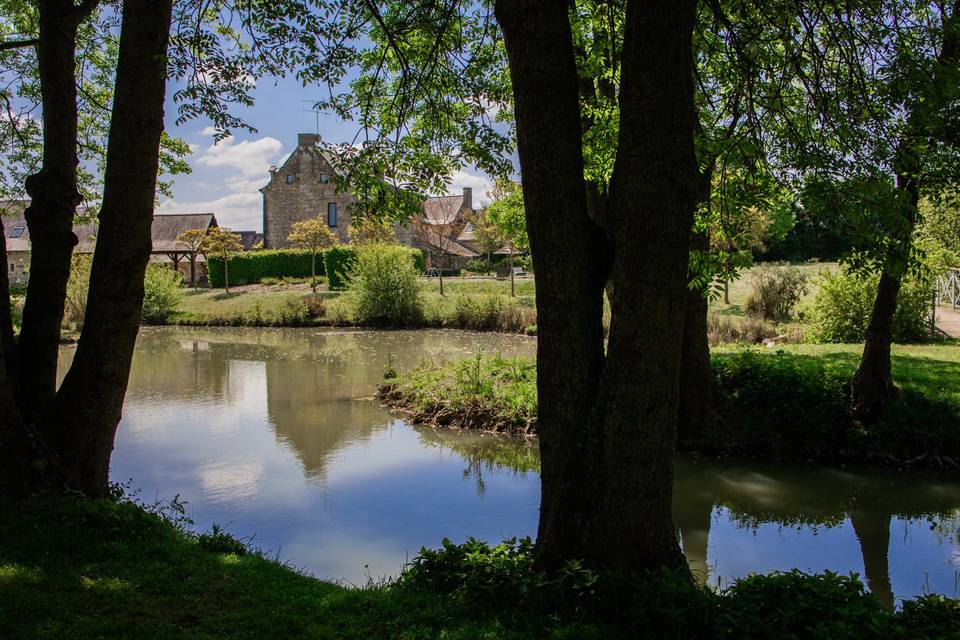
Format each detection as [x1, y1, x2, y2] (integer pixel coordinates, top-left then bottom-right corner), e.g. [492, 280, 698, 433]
[208, 249, 319, 288]
[324, 245, 426, 291]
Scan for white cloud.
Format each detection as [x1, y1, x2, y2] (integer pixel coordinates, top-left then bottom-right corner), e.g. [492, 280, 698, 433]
[197, 135, 284, 177]
[447, 169, 494, 207]
[158, 191, 263, 232]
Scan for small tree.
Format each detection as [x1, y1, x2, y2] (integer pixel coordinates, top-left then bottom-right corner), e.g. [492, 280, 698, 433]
[202, 227, 244, 292]
[348, 216, 396, 245]
[486, 181, 528, 297]
[175, 228, 208, 290]
[415, 197, 463, 296]
[288, 215, 338, 291]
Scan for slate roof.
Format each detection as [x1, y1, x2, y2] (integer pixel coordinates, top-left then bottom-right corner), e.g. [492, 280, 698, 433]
[151, 213, 218, 253]
[422, 195, 466, 225]
[2, 200, 98, 253]
[420, 234, 478, 258]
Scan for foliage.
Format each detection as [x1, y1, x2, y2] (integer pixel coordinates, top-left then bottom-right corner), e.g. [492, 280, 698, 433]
[323, 246, 359, 291]
[347, 243, 423, 326]
[287, 215, 338, 290]
[347, 217, 396, 245]
[485, 181, 528, 254]
[207, 249, 317, 289]
[197, 524, 247, 557]
[807, 268, 933, 344]
[201, 228, 244, 291]
[464, 258, 491, 275]
[743, 264, 809, 322]
[916, 195, 960, 273]
[63, 254, 92, 329]
[141, 265, 183, 324]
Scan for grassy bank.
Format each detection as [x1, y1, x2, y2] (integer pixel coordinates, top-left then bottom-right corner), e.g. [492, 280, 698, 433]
[1, 497, 957, 639]
[378, 343, 960, 469]
[162, 263, 828, 339]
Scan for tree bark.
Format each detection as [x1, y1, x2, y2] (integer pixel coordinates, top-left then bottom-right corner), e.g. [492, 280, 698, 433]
[17, 1, 87, 410]
[50, 0, 174, 497]
[497, 0, 697, 572]
[678, 230, 714, 442]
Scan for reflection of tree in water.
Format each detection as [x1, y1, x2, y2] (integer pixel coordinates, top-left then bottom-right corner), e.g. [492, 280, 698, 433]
[414, 425, 539, 496]
[673, 457, 960, 608]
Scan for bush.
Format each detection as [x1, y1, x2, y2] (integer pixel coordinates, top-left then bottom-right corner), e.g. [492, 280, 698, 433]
[63, 254, 92, 329]
[464, 258, 491, 275]
[303, 294, 326, 318]
[807, 268, 932, 343]
[348, 243, 423, 326]
[326, 245, 424, 291]
[323, 246, 358, 290]
[142, 265, 184, 323]
[743, 263, 808, 322]
[208, 249, 318, 288]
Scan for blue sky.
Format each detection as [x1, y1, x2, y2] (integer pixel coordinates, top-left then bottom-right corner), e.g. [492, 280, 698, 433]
[157, 75, 495, 233]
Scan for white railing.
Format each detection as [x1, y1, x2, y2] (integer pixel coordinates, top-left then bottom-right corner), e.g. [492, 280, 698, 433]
[937, 268, 960, 309]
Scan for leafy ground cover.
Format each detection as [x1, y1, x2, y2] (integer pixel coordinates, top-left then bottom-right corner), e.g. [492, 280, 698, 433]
[0, 497, 956, 639]
[379, 343, 960, 469]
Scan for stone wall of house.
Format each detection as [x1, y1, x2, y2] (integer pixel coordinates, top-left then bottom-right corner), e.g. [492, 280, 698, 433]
[7, 251, 29, 286]
[262, 134, 356, 248]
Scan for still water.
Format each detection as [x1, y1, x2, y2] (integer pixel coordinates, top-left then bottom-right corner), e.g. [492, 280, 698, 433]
[63, 327, 960, 606]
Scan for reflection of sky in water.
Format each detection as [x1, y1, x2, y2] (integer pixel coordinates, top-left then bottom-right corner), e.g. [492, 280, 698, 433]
[106, 327, 960, 595]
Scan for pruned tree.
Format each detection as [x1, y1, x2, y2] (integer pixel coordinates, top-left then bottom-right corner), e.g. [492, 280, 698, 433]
[203, 227, 244, 293]
[288, 215, 338, 291]
[175, 227, 208, 290]
[348, 216, 396, 245]
[415, 196, 463, 296]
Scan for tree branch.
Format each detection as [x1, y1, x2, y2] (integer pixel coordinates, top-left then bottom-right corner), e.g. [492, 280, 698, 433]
[0, 38, 38, 52]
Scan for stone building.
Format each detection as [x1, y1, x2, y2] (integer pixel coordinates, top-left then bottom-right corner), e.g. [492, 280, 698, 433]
[261, 133, 356, 248]
[261, 133, 479, 268]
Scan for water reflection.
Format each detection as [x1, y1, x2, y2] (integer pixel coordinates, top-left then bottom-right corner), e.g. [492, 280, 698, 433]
[90, 327, 960, 600]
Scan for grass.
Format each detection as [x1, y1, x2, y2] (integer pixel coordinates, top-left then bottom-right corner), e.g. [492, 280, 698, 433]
[379, 342, 960, 468]
[2, 497, 957, 639]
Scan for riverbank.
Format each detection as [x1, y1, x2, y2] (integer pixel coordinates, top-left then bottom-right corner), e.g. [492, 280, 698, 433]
[2, 496, 957, 639]
[378, 343, 960, 470]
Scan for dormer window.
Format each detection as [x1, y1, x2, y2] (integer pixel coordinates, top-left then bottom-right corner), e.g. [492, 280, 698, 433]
[9, 226, 24, 239]
[320, 174, 329, 184]
[286, 174, 295, 184]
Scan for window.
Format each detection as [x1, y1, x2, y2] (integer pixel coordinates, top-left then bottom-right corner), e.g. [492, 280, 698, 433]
[8, 263, 12, 273]
[285, 174, 295, 184]
[319, 174, 329, 184]
[327, 202, 337, 227]
[9, 226, 24, 239]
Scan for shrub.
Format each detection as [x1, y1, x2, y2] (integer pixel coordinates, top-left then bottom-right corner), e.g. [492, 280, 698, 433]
[743, 263, 808, 322]
[807, 267, 932, 343]
[348, 243, 423, 326]
[325, 245, 423, 290]
[208, 249, 318, 288]
[707, 314, 781, 345]
[142, 265, 183, 323]
[303, 294, 326, 318]
[63, 254, 92, 329]
[464, 258, 491, 275]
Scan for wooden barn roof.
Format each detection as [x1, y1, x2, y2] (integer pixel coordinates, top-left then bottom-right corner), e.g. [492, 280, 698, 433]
[151, 213, 218, 252]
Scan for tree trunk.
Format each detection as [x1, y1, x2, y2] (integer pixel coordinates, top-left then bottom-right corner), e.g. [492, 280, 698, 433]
[50, 0, 174, 497]
[678, 230, 714, 443]
[509, 252, 515, 297]
[851, 270, 903, 421]
[850, 509, 894, 609]
[224, 256, 230, 292]
[497, 0, 696, 572]
[17, 1, 86, 410]
[311, 252, 317, 292]
[190, 254, 197, 289]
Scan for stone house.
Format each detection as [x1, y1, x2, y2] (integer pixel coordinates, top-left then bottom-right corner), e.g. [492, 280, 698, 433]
[2, 201, 98, 287]
[261, 133, 479, 268]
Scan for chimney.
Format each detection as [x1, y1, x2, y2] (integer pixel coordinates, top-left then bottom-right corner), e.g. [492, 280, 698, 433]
[462, 187, 472, 211]
[298, 133, 320, 148]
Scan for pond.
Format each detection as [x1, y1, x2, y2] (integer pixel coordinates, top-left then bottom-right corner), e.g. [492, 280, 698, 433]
[63, 327, 960, 606]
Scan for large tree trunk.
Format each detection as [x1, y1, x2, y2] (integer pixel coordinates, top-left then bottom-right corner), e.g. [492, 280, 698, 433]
[50, 0, 174, 497]
[678, 231, 714, 443]
[17, 1, 89, 410]
[851, 269, 903, 420]
[497, 0, 697, 572]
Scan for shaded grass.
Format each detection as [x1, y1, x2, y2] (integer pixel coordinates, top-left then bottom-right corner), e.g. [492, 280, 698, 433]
[2, 498, 956, 639]
[380, 343, 960, 468]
